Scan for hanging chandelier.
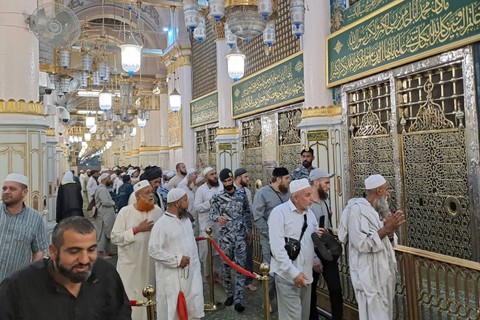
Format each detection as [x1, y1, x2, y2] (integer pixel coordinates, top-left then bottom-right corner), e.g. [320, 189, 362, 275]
[226, 45, 246, 82]
[169, 70, 182, 112]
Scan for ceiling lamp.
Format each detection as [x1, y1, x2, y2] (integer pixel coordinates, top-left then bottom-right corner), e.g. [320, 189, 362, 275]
[89, 124, 97, 134]
[137, 117, 147, 128]
[263, 21, 276, 47]
[120, 33, 142, 76]
[98, 86, 112, 112]
[59, 49, 70, 70]
[85, 115, 96, 129]
[290, 0, 305, 38]
[84, 133, 91, 142]
[129, 126, 137, 137]
[169, 71, 182, 112]
[209, 0, 225, 21]
[225, 0, 277, 42]
[183, 0, 200, 31]
[193, 16, 206, 43]
[226, 45, 246, 82]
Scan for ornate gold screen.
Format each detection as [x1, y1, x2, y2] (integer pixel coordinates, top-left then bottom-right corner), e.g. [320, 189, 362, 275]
[278, 108, 302, 173]
[344, 48, 479, 261]
[195, 129, 208, 168]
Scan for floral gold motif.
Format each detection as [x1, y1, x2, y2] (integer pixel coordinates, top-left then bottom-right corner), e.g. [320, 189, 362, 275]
[0, 99, 44, 115]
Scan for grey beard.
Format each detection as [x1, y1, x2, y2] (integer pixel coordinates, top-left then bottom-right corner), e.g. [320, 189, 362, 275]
[375, 196, 391, 220]
[179, 209, 189, 219]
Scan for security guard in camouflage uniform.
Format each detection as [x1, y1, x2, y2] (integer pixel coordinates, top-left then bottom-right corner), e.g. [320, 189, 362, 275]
[210, 168, 252, 313]
[291, 147, 317, 180]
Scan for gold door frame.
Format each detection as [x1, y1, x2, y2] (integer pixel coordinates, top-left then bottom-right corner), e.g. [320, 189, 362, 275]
[341, 47, 480, 261]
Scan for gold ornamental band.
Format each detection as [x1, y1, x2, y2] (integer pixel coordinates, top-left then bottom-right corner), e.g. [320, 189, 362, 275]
[0, 99, 44, 115]
[139, 146, 170, 152]
[131, 149, 140, 155]
[46, 128, 56, 136]
[216, 127, 239, 135]
[166, 55, 192, 75]
[301, 105, 342, 119]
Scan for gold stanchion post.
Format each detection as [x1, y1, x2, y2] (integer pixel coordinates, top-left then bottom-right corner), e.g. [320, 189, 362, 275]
[260, 263, 271, 320]
[204, 228, 224, 311]
[142, 285, 156, 320]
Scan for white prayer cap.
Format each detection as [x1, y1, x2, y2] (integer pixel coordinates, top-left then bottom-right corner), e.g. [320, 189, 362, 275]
[98, 173, 110, 182]
[186, 168, 197, 177]
[289, 178, 311, 194]
[110, 173, 117, 180]
[167, 188, 186, 203]
[166, 170, 176, 179]
[4, 173, 29, 187]
[127, 169, 137, 176]
[134, 180, 151, 193]
[364, 174, 387, 190]
[202, 167, 214, 177]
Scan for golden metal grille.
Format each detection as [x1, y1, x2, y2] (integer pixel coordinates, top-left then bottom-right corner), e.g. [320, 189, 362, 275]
[242, 0, 300, 77]
[192, 21, 217, 99]
[347, 83, 398, 211]
[395, 245, 480, 320]
[207, 127, 217, 164]
[398, 63, 470, 260]
[278, 108, 302, 172]
[195, 129, 208, 168]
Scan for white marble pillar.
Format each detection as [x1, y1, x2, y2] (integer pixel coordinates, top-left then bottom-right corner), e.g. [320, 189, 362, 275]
[0, 0, 49, 210]
[216, 39, 235, 128]
[303, 0, 332, 107]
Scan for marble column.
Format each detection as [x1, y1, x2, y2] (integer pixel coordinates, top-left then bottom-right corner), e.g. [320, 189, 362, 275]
[303, 0, 332, 108]
[0, 0, 49, 210]
[214, 32, 238, 171]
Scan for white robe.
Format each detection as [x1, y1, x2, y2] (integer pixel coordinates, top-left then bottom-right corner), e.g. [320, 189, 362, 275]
[111, 205, 163, 320]
[148, 212, 204, 320]
[338, 198, 397, 320]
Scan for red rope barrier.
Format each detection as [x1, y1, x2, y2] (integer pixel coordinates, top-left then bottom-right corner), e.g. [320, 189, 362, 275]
[130, 300, 142, 307]
[210, 238, 256, 279]
[195, 237, 207, 241]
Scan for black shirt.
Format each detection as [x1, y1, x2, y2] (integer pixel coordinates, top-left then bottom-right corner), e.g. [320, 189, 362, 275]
[0, 258, 131, 320]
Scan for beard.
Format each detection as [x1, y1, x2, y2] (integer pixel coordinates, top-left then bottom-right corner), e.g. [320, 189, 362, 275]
[375, 196, 391, 220]
[239, 180, 248, 187]
[208, 177, 219, 187]
[317, 188, 328, 200]
[224, 184, 234, 192]
[302, 160, 312, 168]
[179, 208, 189, 219]
[56, 255, 92, 283]
[278, 184, 289, 194]
[136, 197, 155, 212]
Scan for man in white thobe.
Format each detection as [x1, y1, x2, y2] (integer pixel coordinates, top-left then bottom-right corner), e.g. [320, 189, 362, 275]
[149, 188, 204, 320]
[193, 167, 223, 281]
[111, 180, 163, 320]
[269, 179, 323, 320]
[338, 174, 405, 320]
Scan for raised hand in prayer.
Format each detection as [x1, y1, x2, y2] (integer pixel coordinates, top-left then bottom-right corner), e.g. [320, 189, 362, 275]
[379, 210, 405, 239]
[136, 219, 154, 233]
[217, 215, 228, 225]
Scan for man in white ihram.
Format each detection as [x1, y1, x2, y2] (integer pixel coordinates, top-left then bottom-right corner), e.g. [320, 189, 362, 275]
[149, 188, 204, 320]
[111, 180, 163, 320]
[338, 174, 405, 320]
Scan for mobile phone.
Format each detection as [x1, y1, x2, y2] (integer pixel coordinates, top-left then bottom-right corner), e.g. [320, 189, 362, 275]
[319, 216, 325, 228]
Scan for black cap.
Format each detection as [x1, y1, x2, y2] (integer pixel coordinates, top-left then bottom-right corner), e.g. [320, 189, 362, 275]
[219, 168, 233, 181]
[140, 166, 162, 182]
[122, 175, 131, 183]
[301, 147, 314, 156]
[234, 167, 247, 178]
[272, 167, 289, 177]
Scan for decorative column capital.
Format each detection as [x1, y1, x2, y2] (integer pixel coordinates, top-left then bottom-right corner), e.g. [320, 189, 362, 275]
[209, 18, 225, 40]
[163, 47, 192, 74]
[301, 105, 342, 118]
[0, 99, 44, 115]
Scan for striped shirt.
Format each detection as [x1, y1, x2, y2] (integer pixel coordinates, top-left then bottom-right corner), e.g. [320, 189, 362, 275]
[0, 203, 48, 281]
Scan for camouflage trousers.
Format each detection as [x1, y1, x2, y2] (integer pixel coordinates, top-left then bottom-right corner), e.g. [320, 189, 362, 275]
[219, 230, 247, 304]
